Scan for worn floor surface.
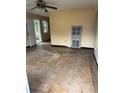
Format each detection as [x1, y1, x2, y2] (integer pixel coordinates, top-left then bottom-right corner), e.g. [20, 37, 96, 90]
[26, 44, 98, 93]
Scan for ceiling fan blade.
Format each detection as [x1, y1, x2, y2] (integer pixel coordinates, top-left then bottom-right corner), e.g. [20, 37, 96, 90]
[45, 6, 57, 9]
[29, 7, 38, 11]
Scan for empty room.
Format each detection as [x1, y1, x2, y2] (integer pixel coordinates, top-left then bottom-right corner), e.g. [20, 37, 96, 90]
[26, 0, 98, 93]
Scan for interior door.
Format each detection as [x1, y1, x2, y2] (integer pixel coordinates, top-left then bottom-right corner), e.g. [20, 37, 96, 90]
[26, 29, 30, 47]
[34, 19, 42, 44]
[71, 26, 82, 48]
[27, 19, 36, 46]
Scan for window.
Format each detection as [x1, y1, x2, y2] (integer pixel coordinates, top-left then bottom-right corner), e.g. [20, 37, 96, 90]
[35, 22, 38, 32]
[42, 20, 48, 33]
[71, 26, 82, 48]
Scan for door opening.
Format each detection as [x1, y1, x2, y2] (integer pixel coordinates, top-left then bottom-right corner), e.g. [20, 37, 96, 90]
[71, 26, 82, 48]
[34, 19, 42, 44]
[27, 19, 36, 46]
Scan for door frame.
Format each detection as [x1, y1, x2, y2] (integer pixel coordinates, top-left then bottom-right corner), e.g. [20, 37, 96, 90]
[34, 19, 42, 44]
[26, 18, 36, 46]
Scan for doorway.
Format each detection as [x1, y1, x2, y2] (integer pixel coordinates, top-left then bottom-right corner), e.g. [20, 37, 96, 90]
[34, 19, 42, 44]
[26, 19, 36, 46]
[71, 26, 82, 48]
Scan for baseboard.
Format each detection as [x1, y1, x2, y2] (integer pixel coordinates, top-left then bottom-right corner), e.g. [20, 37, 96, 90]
[93, 54, 98, 69]
[26, 46, 30, 48]
[51, 45, 68, 48]
[81, 47, 94, 50]
[26, 44, 37, 48]
[51, 45, 95, 49]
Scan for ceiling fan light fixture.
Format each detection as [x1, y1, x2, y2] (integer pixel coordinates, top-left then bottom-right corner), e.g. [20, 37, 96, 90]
[28, 0, 58, 12]
[45, 9, 48, 12]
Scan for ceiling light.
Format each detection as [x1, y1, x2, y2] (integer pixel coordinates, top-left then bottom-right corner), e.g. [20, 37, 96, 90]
[45, 9, 48, 12]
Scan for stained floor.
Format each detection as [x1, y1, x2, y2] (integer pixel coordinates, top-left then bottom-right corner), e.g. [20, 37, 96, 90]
[26, 44, 98, 93]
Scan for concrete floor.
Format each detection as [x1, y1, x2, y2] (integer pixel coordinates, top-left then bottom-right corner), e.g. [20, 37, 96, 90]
[26, 44, 98, 93]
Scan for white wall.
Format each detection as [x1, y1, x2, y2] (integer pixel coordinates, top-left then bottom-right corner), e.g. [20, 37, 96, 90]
[94, 25, 98, 61]
[49, 8, 97, 48]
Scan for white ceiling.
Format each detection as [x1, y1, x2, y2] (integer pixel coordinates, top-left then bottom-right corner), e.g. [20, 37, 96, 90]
[26, 0, 98, 16]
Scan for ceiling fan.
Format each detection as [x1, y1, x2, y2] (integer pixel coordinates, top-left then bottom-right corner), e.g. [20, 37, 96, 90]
[27, 0, 58, 12]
